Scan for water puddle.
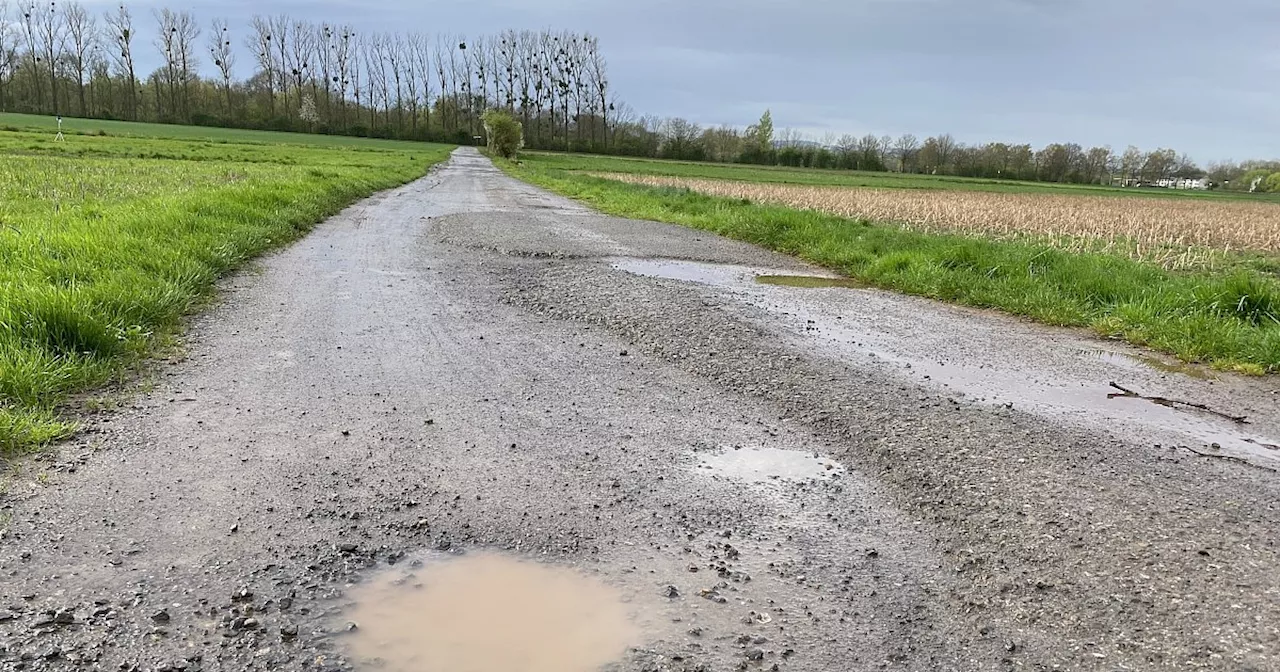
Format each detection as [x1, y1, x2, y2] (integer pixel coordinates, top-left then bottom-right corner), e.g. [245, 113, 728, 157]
[1086, 349, 1216, 380]
[696, 446, 844, 483]
[610, 256, 1280, 468]
[610, 257, 835, 287]
[340, 552, 644, 672]
[756, 274, 866, 289]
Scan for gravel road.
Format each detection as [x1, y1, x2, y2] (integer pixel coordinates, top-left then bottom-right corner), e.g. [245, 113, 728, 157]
[2, 147, 1278, 671]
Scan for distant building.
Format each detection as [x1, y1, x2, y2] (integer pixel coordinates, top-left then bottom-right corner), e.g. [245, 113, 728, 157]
[1112, 176, 1209, 190]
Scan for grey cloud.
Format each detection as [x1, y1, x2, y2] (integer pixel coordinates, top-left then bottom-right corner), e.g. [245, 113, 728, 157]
[83, 0, 1277, 160]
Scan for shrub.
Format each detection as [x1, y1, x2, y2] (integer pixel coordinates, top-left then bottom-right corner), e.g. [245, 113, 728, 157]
[482, 109, 524, 159]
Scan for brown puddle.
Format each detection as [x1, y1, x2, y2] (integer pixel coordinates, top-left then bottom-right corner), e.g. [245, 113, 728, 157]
[340, 552, 643, 672]
[756, 274, 866, 289]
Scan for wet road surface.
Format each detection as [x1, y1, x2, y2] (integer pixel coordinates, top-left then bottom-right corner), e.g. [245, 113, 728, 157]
[1, 148, 1278, 671]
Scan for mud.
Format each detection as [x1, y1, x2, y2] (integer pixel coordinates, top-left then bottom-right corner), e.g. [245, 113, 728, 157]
[1, 148, 1277, 671]
[341, 552, 644, 672]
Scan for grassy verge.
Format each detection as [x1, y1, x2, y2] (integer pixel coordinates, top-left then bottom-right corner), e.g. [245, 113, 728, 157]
[496, 157, 1280, 374]
[0, 125, 453, 454]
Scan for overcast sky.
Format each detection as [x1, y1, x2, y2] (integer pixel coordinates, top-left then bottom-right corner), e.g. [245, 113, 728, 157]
[82, 0, 1280, 162]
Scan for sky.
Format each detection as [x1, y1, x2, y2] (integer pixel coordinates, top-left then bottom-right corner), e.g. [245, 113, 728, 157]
[77, 0, 1280, 162]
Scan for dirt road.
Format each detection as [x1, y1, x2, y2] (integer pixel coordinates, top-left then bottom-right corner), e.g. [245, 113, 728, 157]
[2, 148, 1278, 671]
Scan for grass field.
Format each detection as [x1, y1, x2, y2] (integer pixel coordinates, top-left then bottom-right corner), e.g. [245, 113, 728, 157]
[0, 112, 440, 151]
[0, 119, 453, 454]
[497, 153, 1280, 374]
[524, 151, 1279, 202]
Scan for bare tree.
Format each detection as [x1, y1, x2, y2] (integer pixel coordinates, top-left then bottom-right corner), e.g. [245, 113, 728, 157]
[0, 0, 20, 109]
[62, 1, 94, 116]
[247, 15, 275, 116]
[385, 32, 404, 131]
[172, 10, 197, 120]
[19, 2, 40, 109]
[103, 4, 135, 118]
[402, 33, 421, 135]
[934, 133, 956, 172]
[315, 23, 333, 117]
[432, 35, 450, 131]
[893, 133, 919, 172]
[35, 0, 68, 114]
[208, 17, 233, 115]
[268, 14, 289, 117]
[331, 25, 354, 127]
[153, 8, 178, 117]
[586, 36, 609, 149]
[287, 18, 312, 119]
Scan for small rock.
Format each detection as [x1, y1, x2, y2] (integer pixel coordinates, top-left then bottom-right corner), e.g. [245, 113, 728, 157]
[337, 543, 359, 554]
[865, 549, 879, 558]
[619, 350, 629, 357]
[280, 624, 299, 641]
[1005, 640, 1018, 653]
[231, 588, 254, 603]
[664, 585, 681, 599]
[230, 524, 239, 534]
[745, 648, 765, 661]
[242, 617, 261, 630]
[687, 627, 703, 637]
[151, 609, 171, 624]
[345, 621, 359, 632]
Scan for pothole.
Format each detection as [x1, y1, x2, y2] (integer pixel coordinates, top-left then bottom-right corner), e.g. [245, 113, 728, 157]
[339, 551, 645, 672]
[696, 446, 844, 484]
[610, 257, 834, 288]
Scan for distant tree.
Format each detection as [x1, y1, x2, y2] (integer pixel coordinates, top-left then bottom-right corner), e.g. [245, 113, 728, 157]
[699, 125, 742, 163]
[741, 109, 773, 162]
[63, 2, 96, 116]
[893, 133, 919, 172]
[208, 17, 234, 115]
[104, 4, 137, 119]
[660, 116, 702, 160]
[0, 0, 21, 110]
[35, 0, 68, 114]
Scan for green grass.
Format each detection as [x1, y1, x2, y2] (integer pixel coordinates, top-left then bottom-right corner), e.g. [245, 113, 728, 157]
[0, 121, 454, 454]
[0, 111, 437, 151]
[497, 156, 1280, 374]
[523, 151, 1278, 202]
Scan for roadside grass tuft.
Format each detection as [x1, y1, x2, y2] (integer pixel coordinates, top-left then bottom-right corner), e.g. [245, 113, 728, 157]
[497, 161, 1280, 374]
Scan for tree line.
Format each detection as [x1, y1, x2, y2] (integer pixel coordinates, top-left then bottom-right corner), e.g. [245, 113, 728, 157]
[0, 2, 1274, 190]
[633, 111, 1279, 191]
[0, 1, 619, 147]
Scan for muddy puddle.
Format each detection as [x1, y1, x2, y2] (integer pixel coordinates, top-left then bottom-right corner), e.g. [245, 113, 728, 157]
[696, 446, 844, 484]
[610, 257, 1280, 468]
[339, 552, 646, 672]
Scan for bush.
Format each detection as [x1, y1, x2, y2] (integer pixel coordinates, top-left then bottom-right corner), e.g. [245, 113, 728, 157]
[482, 109, 524, 159]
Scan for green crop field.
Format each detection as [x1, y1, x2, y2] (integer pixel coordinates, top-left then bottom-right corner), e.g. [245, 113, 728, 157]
[0, 119, 453, 454]
[523, 151, 1278, 202]
[0, 112, 446, 151]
